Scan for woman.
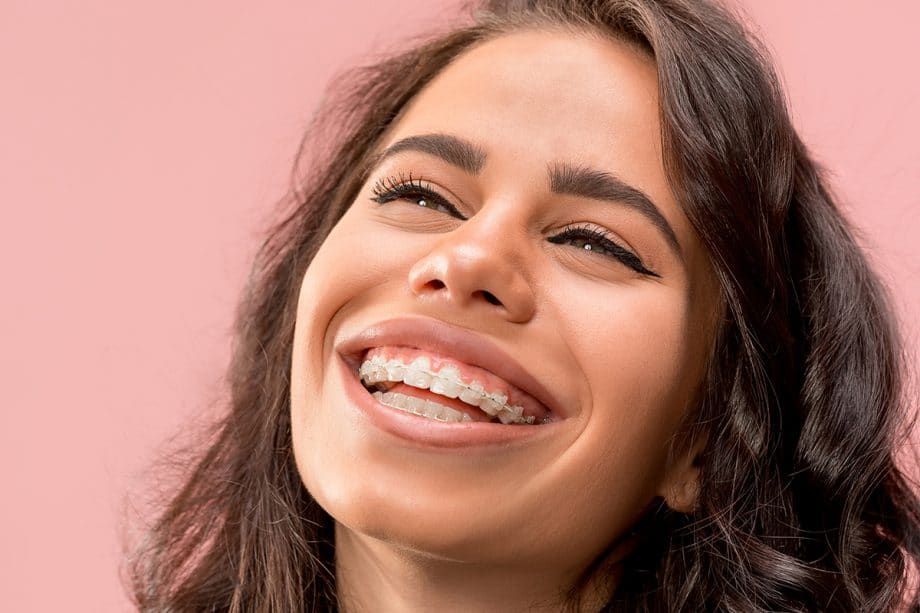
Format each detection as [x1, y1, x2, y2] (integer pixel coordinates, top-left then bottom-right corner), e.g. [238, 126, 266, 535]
[129, 0, 920, 610]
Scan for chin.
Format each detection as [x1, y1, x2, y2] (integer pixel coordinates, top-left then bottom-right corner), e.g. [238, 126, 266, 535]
[315, 475, 521, 562]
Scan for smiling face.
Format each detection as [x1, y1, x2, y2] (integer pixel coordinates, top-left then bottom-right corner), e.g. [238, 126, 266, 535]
[290, 28, 720, 589]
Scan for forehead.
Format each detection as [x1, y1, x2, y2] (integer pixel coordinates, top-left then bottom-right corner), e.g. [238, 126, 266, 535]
[391, 29, 664, 194]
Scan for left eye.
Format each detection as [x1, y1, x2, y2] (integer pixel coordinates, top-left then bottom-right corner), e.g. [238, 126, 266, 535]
[547, 225, 657, 276]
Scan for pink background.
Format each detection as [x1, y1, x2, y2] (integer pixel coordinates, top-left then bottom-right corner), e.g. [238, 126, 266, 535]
[2, 1, 917, 610]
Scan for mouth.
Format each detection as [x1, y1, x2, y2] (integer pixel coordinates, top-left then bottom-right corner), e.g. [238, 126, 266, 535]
[354, 347, 552, 425]
[337, 317, 566, 428]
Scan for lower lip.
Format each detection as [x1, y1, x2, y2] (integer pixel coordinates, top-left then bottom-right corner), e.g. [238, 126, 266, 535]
[337, 353, 562, 449]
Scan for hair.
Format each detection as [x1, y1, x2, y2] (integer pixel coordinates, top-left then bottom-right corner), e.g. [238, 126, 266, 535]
[127, 0, 920, 610]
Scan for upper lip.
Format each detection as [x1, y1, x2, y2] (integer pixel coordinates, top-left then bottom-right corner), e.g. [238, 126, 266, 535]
[336, 316, 566, 418]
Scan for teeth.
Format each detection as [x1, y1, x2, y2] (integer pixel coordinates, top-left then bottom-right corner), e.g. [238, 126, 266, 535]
[360, 356, 389, 384]
[385, 359, 407, 381]
[409, 356, 431, 370]
[373, 390, 471, 423]
[477, 396, 502, 417]
[429, 374, 463, 399]
[497, 404, 523, 424]
[402, 394, 421, 414]
[503, 404, 523, 420]
[403, 368, 432, 389]
[458, 380, 485, 405]
[425, 400, 449, 421]
[360, 355, 536, 425]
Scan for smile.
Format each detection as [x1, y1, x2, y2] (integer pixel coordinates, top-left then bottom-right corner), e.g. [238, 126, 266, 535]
[335, 317, 569, 447]
[359, 348, 548, 425]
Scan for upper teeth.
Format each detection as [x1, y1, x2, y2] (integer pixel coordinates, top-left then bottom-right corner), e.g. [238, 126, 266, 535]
[358, 355, 534, 425]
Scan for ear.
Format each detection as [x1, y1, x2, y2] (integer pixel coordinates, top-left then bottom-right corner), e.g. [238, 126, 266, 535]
[657, 433, 707, 514]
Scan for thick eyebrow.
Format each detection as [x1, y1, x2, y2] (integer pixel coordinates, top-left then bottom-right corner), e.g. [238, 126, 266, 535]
[370, 133, 486, 175]
[549, 162, 683, 260]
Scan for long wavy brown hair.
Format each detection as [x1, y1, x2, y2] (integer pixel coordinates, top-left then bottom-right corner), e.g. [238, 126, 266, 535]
[127, 0, 920, 610]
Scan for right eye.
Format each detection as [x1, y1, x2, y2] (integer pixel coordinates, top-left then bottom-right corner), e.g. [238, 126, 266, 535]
[370, 173, 466, 219]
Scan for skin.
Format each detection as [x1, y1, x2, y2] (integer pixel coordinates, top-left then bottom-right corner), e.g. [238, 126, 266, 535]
[290, 29, 721, 612]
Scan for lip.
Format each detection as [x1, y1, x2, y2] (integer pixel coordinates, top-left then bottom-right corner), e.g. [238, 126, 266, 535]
[333, 316, 571, 448]
[338, 354, 563, 448]
[336, 316, 568, 420]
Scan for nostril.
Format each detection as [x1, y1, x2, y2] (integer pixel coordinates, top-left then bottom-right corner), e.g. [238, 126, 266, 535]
[419, 278, 502, 306]
[480, 290, 501, 306]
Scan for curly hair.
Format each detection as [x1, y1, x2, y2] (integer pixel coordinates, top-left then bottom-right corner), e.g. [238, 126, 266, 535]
[127, 1, 920, 610]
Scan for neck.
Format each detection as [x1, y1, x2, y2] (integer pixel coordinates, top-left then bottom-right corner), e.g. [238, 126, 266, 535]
[334, 523, 623, 613]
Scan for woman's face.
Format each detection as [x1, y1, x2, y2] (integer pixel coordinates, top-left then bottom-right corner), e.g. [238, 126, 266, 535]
[291, 29, 719, 581]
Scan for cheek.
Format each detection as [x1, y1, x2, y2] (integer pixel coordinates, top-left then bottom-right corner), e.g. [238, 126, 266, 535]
[290, 209, 422, 442]
[300, 209, 423, 305]
[572, 282, 689, 399]
[293, 212, 402, 362]
[553, 281, 695, 481]
[509, 284, 695, 569]
[290, 215, 369, 429]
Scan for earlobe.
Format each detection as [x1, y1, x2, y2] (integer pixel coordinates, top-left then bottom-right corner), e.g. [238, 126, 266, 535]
[663, 466, 701, 514]
[659, 434, 707, 514]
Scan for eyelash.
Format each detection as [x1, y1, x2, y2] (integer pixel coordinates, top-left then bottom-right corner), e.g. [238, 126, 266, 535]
[369, 173, 658, 277]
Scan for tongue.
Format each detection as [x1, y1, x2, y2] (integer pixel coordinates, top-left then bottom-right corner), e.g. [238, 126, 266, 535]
[387, 382, 495, 423]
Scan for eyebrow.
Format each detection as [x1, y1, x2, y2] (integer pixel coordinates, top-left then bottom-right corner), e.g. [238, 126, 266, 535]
[548, 162, 683, 259]
[372, 133, 683, 260]
[373, 133, 486, 174]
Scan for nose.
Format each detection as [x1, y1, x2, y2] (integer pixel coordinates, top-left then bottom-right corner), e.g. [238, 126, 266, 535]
[407, 213, 536, 323]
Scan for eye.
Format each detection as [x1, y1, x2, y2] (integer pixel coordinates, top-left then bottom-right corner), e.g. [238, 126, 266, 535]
[547, 223, 659, 277]
[370, 174, 658, 278]
[370, 173, 465, 218]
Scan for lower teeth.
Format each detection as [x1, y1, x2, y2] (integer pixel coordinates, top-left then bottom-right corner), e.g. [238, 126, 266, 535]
[371, 390, 472, 423]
